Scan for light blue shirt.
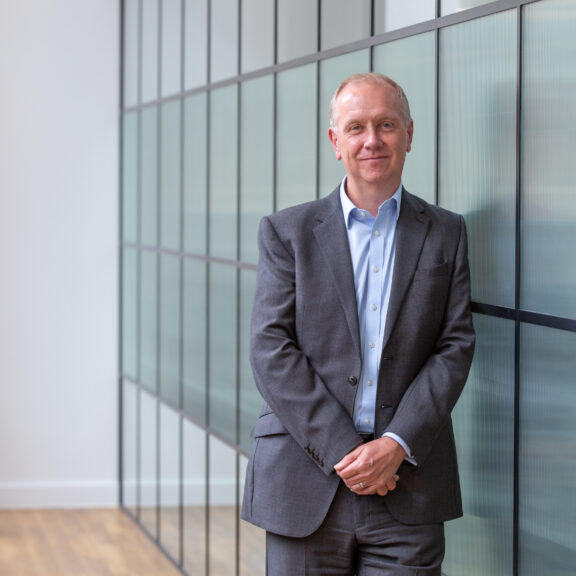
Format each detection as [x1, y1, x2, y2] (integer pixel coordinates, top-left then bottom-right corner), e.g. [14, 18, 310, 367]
[340, 179, 413, 460]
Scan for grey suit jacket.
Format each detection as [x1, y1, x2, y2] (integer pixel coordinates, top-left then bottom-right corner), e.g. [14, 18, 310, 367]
[241, 187, 475, 538]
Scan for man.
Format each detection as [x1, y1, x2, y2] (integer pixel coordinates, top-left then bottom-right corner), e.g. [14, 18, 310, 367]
[242, 73, 475, 575]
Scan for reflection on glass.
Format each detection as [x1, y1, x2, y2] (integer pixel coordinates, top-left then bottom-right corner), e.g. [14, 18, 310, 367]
[184, 421, 207, 575]
[160, 254, 180, 407]
[320, 0, 371, 51]
[241, 0, 274, 73]
[444, 315, 514, 576]
[161, 100, 181, 251]
[122, 247, 138, 379]
[438, 11, 517, 307]
[122, 380, 138, 516]
[239, 271, 258, 452]
[160, 404, 180, 562]
[240, 76, 274, 264]
[210, 0, 239, 82]
[184, 0, 208, 90]
[141, 0, 159, 104]
[519, 325, 576, 575]
[239, 455, 265, 576]
[123, 0, 139, 108]
[183, 259, 207, 423]
[208, 437, 237, 576]
[140, 250, 158, 393]
[373, 32, 435, 203]
[276, 64, 317, 210]
[318, 51, 370, 198]
[140, 390, 158, 537]
[277, 0, 318, 63]
[209, 264, 237, 442]
[374, 0, 435, 33]
[161, 0, 181, 97]
[141, 106, 158, 246]
[209, 85, 238, 260]
[183, 93, 208, 255]
[122, 111, 138, 243]
[521, 0, 576, 320]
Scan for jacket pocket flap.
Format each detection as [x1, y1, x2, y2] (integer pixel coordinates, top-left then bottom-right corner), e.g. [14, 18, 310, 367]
[251, 412, 288, 438]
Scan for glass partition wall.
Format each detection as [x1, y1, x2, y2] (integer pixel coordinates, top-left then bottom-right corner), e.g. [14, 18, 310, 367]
[119, 1, 576, 574]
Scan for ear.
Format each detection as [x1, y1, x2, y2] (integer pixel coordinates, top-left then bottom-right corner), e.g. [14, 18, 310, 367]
[328, 127, 342, 160]
[406, 120, 414, 153]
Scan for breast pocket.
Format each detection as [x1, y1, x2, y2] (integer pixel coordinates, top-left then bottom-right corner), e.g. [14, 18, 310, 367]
[413, 261, 450, 282]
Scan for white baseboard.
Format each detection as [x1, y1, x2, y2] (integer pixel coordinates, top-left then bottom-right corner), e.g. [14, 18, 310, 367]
[0, 480, 118, 509]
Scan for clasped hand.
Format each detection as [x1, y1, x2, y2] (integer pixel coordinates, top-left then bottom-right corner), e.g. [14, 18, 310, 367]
[334, 436, 406, 496]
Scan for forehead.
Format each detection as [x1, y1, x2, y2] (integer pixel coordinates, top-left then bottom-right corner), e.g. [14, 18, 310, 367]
[336, 81, 402, 120]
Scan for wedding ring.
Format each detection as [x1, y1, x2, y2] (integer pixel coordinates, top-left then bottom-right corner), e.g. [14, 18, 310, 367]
[359, 481, 365, 489]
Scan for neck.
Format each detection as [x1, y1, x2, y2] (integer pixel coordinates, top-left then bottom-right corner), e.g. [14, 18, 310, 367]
[345, 180, 400, 217]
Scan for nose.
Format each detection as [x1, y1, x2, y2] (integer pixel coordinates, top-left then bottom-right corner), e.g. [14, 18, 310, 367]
[364, 125, 380, 148]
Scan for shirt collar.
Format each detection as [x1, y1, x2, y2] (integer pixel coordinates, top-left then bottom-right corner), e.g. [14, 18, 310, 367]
[339, 177, 403, 229]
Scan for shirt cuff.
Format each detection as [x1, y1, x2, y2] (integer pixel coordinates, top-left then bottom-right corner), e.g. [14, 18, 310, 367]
[382, 432, 418, 466]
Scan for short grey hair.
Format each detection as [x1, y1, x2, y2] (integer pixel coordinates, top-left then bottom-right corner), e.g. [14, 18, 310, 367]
[329, 72, 412, 131]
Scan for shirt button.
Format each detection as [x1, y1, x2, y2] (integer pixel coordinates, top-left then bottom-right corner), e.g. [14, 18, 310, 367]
[364, 418, 371, 425]
[371, 304, 377, 311]
[367, 380, 374, 387]
[369, 342, 375, 349]
[372, 266, 379, 273]
[374, 230, 381, 237]
[359, 211, 366, 218]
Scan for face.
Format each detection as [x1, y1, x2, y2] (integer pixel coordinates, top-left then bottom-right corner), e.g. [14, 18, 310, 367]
[328, 81, 413, 197]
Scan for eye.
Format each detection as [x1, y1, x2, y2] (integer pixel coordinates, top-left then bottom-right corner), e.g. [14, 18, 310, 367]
[346, 123, 363, 134]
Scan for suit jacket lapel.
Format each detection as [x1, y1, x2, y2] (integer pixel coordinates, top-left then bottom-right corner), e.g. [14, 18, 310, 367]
[383, 190, 430, 348]
[313, 190, 362, 357]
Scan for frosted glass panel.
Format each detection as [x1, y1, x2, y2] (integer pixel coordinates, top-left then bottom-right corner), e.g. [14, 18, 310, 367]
[142, 0, 159, 103]
[140, 251, 158, 393]
[444, 315, 514, 576]
[210, 0, 239, 82]
[140, 390, 158, 537]
[439, 11, 517, 307]
[209, 86, 238, 259]
[183, 421, 207, 575]
[373, 33, 435, 203]
[521, 0, 576, 320]
[209, 264, 237, 442]
[208, 438, 237, 575]
[141, 106, 158, 246]
[160, 254, 180, 406]
[276, 64, 317, 210]
[161, 0, 181, 97]
[160, 404, 180, 561]
[183, 93, 207, 255]
[183, 259, 207, 423]
[241, 0, 274, 73]
[122, 380, 138, 515]
[122, 247, 138, 379]
[321, 0, 371, 51]
[160, 100, 181, 251]
[441, 0, 492, 15]
[277, 0, 318, 63]
[318, 51, 370, 199]
[240, 76, 274, 264]
[184, 0, 208, 90]
[519, 325, 576, 576]
[239, 270, 258, 452]
[122, 112, 138, 243]
[123, 0, 139, 108]
[374, 0, 435, 33]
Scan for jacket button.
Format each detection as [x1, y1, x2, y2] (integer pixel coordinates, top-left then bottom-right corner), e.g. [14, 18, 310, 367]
[348, 376, 358, 386]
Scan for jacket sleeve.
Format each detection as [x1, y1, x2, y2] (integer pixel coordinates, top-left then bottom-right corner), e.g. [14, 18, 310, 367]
[249, 215, 362, 474]
[384, 215, 476, 466]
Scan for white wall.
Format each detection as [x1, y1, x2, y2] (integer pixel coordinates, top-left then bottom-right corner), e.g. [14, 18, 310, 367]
[0, 0, 119, 508]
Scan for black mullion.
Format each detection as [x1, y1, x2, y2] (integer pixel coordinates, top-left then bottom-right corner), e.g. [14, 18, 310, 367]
[513, 6, 523, 575]
[178, 0, 186, 567]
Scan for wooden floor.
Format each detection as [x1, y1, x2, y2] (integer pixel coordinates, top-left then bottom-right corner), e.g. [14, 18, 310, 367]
[0, 509, 183, 576]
